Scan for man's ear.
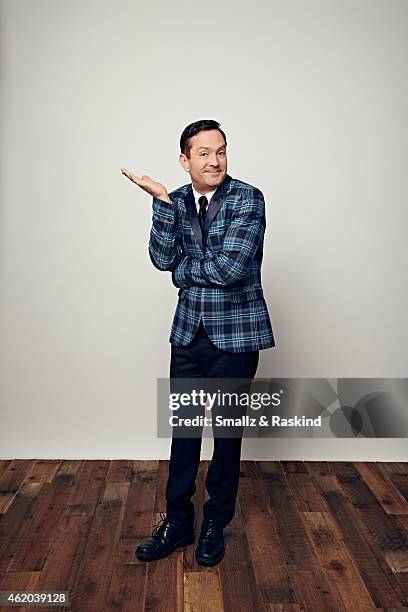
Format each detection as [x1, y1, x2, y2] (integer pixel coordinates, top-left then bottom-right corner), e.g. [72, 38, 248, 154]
[179, 153, 190, 173]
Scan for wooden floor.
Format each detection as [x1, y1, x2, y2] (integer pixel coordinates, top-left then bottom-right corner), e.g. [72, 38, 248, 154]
[1, 460, 408, 611]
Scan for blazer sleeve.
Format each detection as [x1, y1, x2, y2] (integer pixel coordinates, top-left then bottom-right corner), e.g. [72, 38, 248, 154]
[172, 187, 265, 288]
[148, 195, 183, 271]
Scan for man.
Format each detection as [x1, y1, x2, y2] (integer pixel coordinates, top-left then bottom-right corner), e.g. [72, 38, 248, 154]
[121, 119, 275, 566]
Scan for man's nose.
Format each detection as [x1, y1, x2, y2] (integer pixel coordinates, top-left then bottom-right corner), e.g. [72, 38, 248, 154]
[208, 153, 220, 166]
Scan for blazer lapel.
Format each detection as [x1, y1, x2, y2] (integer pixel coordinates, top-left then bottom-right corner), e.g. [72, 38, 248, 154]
[204, 173, 232, 233]
[184, 174, 233, 253]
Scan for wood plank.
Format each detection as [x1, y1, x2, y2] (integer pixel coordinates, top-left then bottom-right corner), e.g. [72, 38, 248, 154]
[66, 459, 109, 515]
[145, 546, 184, 611]
[23, 460, 61, 484]
[7, 461, 83, 572]
[0, 459, 36, 513]
[0, 570, 40, 589]
[57, 460, 84, 477]
[398, 463, 408, 475]
[105, 564, 147, 612]
[290, 570, 341, 611]
[382, 463, 408, 476]
[396, 515, 408, 542]
[313, 474, 407, 607]
[394, 571, 408, 606]
[381, 463, 408, 503]
[239, 461, 295, 606]
[144, 460, 184, 611]
[258, 462, 340, 610]
[285, 472, 328, 512]
[355, 462, 408, 515]
[218, 496, 267, 612]
[106, 460, 134, 483]
[0, 482, 44, 576]
[304, 461, 332, 476]
[302, 511, 374, 610]
[0, 460, 12, 477]
[69, 481, 129, 612]
[280, 461, 307, 474]
[336, 468, 408, 572]
[32, 514, 92, 600]
[328, 462, 360, 478]
[257, 461, 318, 570]
[0, 571, 40, 612]
[115, 460, 158, 563]
[184, 570, 224, 611]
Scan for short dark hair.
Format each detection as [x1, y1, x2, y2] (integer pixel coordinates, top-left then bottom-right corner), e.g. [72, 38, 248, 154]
[180, 119, 227, 158]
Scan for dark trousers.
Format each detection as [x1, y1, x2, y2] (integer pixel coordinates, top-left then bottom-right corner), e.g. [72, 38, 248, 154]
[166, 320, 259, 528]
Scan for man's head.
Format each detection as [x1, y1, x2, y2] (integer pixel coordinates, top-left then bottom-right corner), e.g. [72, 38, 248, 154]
[179, 120, 228, 193]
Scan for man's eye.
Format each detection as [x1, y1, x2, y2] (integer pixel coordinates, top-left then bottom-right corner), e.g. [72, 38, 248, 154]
[218, 151, 225, 155]
[200, 152, 208, 156]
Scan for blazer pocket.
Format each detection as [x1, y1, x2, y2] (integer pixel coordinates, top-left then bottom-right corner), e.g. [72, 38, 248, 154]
[229, 287, 264, 303]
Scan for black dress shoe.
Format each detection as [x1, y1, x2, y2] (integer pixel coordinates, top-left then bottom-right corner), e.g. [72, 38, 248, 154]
[136, 512, 195, 561]
[195, 519, 224, 566]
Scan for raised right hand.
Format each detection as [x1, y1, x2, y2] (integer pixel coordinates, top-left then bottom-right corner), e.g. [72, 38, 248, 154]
[121, 168, 170, 202]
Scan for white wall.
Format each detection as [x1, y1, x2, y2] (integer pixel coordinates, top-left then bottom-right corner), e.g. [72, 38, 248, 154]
[1, 0, 407, 459]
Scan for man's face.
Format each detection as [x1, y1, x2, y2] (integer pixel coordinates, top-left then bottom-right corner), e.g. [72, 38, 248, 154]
[179, 129, 227, 193]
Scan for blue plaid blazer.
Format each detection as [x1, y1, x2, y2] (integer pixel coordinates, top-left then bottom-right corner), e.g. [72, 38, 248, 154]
[148, 173, 275, 353]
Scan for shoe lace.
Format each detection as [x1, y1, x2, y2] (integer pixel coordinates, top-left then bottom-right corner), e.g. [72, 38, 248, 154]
[202, 520, 220, 542]
[151, 512, 167, 537]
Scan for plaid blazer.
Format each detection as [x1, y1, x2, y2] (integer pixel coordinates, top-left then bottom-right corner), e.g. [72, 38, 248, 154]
[148, 173, 275, 353]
